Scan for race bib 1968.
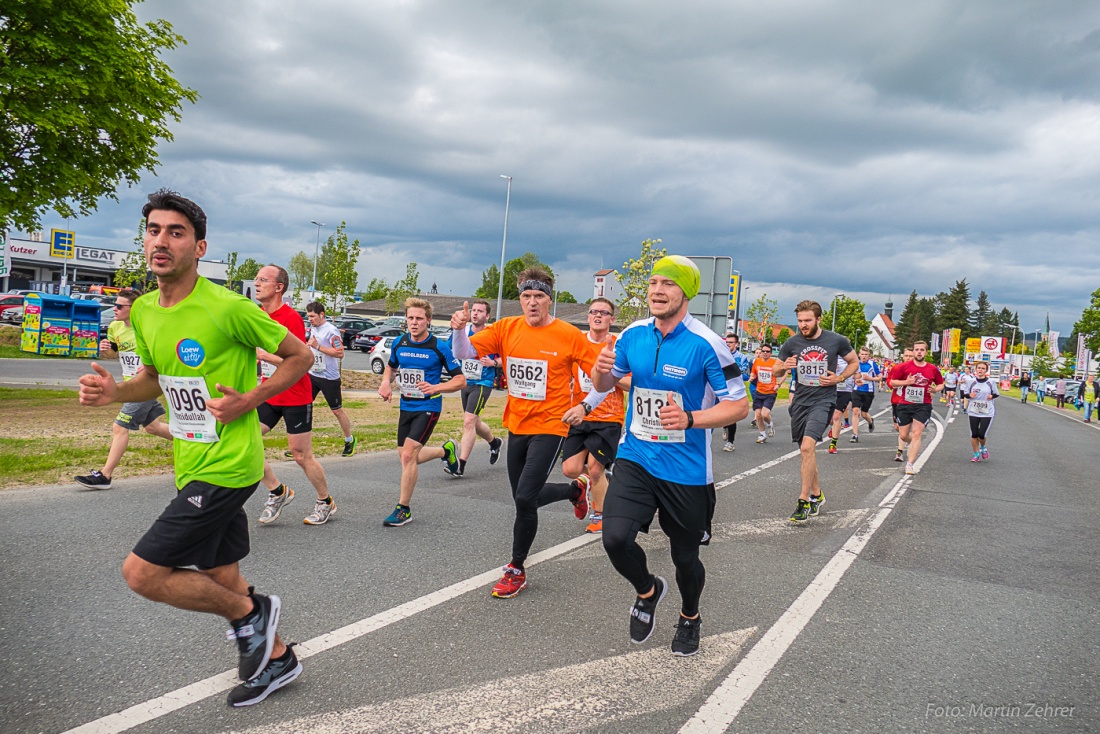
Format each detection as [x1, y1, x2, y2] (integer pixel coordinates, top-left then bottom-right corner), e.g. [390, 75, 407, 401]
[507, 357, 548, 401]
[158, 375, 219, 443]
[629, 387, 685, 443]
[397, 368, 426, 399]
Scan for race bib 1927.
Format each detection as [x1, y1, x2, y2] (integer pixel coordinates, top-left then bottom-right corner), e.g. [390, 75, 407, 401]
[118, 351, 142, 379]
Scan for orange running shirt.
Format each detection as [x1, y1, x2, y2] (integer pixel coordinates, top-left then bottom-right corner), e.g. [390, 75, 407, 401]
[470, 316, 597, 436]
[751, 357, 780, 395]
[571, 334, 626, 424]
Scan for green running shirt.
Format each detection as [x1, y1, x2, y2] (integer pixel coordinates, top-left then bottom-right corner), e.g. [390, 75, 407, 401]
[131, 277, 288, 489]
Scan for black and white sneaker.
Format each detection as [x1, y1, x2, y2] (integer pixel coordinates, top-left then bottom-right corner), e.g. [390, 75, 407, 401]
[227, 592, 281, 681]
[629, 575, 668, 644]
[488, 437, 503, 465]
[671, 615, 702, 657]
[74, 470, 112, 489]
[227, 645, 302, 707]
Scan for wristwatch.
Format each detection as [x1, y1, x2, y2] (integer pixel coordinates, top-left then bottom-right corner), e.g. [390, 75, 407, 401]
[582, 402, 593, 415]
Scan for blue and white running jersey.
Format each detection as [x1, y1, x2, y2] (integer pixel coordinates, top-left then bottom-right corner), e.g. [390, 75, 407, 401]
[388, 333, 463, 412]
[611, 313, 747, 485]
[856, 359, 881, 393]
[458, 324, 497, 388]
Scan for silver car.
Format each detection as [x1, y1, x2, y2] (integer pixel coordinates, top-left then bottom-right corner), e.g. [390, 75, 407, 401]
[368, 336, 396, 375]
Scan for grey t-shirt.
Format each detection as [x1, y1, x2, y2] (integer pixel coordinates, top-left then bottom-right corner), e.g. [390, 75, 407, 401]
[777, 329, 855, 405]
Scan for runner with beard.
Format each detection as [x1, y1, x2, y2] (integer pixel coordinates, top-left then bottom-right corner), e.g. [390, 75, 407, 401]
[889, 347, 914, 462]
[773, 301, 858, 524]
[889, 340, 944, 475]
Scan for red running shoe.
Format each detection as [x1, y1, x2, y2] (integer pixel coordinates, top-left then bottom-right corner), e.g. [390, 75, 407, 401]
[491, 564, 527, 598]
[571, 474, 591, 519]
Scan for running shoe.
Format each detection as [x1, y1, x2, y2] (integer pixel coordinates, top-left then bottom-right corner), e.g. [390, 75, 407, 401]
[767, 421, 775, 437]
[585, 513, 603, 534]
[571, 474, 591, 519]
[972, 453, 981, 462]
[382, 504, 411, 527]
[258, 486, 295, 525]
[441, 439, 460, 476]
[488, 437, 503, 465]
[808, 490, 825, 516]
[227, 592, 280, 681]
[980, 446, 989, 460]
[303, 497, 336, 525]
[74, 470, 112, 490]
[844, 419, 851, 428]
[867, 416, 875, 433]
[342, 436, 357, 457]
[750, 420, 757, 429]
[755, 433, 766, 444]
[671, 615, 702, 657]
[789, 499, 811, 524]
[629, 575, 667, 644]
[828, 441, 838, 454]
[905, 462, 917, 475]
[894, 449, 905, 462]
[491, 564, 527, 598]
[283, 450, 294, 459]
[723, 442, 735, 452]
[227, 644, 302, 707]
[850, 435, 859, 443]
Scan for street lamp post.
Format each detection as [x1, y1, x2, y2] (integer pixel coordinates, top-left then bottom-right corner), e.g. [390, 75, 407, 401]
[831, 294, 844, 332]
[1002, 322, 1019, 374]
[738, 286, 750, 340]
[310, 220, 325, 301]
[495, 175, 511, 321]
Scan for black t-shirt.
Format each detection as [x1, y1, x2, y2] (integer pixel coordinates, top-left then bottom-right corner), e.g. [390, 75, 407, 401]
[777, 329, 855, 405]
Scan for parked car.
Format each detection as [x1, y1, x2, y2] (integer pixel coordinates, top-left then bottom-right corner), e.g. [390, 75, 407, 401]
[1042, 378, 1081, 400]
[334, 317, 377, 348]
[353, 326, 404, 353]
[99, 304, 115, 337]
[368, 336, 397, 374]
[0, 295, 24, 320]
[1, 305, 23, 325]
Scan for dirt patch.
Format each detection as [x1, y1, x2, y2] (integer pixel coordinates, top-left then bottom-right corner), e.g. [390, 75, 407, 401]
[0, 325, 20, 346]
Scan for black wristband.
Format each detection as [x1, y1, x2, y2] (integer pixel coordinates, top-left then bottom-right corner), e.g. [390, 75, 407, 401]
[685, 411, 694, 429]
[582, 401, 593, 415]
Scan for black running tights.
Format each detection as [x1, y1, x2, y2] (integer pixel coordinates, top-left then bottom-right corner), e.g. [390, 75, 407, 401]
[724, 421, 737, 443]
[506, 433, 575, 569]
[602, 516, 706, 618]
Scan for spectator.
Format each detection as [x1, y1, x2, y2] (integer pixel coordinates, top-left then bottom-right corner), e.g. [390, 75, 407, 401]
[1082, 376, 1097, 423]
[1054, 376, 1068, 409]
[1018, 371, 1031, 403]
[1035, 377, 1046, 404]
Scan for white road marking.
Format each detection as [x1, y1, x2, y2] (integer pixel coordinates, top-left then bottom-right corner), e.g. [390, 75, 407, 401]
[228, 629, 757, 734]
[1027, 400, 1100, 431]
[679, 412, 946, 733]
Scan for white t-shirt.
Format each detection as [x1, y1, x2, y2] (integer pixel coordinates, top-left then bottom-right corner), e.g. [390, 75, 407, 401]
[966, 378, 999, 417]
[308, 321, 343, 380]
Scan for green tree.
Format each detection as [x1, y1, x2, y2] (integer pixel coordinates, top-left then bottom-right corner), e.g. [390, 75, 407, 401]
[474, 264, 500, 299]
[360, 277, 389, 302]
[828, 296, 870, 349]
[893, 291, 920, 348]
[1031, 339, 1056, 378]
[776, 327, 791, 346]
[615, 238, 666, 325]
[1074, 287, 1100, 354]
[745, 293, 779, 345]
[112, 219, 154, 291]
[1, 0, 198, 232]
[237, 257, 262, 280]
[475, 252, 554, 301]
[315, 222, 360, 313]
[222, 251, 240, 292]
[288, 251, 313, 304]
[385, 262, 420, 315]
[936, 280, 971, 337]
[556, 290, 577, 304]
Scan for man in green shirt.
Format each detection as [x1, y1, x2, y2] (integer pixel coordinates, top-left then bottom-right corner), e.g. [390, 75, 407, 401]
[74, 288, 171, 489]
[78, 189, 314, 707]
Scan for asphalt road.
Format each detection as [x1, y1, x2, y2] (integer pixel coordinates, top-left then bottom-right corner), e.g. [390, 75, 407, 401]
[0, 396, 1095, 734]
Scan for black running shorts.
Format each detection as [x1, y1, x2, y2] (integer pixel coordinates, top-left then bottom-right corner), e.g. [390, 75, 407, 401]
[603, 458, 715, 547]
[789, 399, 834, 444]
[561, 420, 622, 469]
[851, 391, 875, 412]
[310, 374, 343, 410]
[835, 391, 854, 412]
[461, 384, 493, 416]
[752, 392, 777, 412]
[895, 403, 933, 427]
[969, 415, 993, 439]
[257, 402, 313, 435]
[132, 481, 258, 570]
[397, 410, 440, 447]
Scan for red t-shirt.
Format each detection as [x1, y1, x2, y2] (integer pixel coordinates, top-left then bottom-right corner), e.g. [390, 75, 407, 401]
[891, 361, 944, 405]
[263, 304, 313, 406]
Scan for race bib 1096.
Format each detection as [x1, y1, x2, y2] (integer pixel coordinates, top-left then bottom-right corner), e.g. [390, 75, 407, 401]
[158, 375, 219, 443]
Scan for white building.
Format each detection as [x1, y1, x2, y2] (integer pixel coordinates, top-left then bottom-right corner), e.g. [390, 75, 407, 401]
[592, 269, 620, 302]
[865, 312, 897, 359]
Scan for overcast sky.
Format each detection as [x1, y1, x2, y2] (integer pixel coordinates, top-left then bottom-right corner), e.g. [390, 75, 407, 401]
[32, 0, 1100, 334]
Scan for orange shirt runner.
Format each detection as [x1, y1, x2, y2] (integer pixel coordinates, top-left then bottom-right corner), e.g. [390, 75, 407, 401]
[469, 317, 598, 436]
[571, 335, 625, 424]
[751, 356, 780, 395]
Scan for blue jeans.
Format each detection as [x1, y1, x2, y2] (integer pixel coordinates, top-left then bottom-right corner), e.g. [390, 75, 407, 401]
[1086, 402, 1096, 421]
[1036, 390, 1045, 403]
[1020, 386, 1029, 402]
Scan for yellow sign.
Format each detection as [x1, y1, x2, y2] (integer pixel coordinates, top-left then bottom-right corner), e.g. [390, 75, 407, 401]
[728, 273, 740, 311]
[50, 229, 75, 259]
[950, 328, 961, 353]
[965, 337, 981, 354]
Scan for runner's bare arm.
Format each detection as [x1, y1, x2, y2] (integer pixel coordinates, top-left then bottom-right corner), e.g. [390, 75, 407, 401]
[378, 364, 394, 402]
[420, 373, 466, 396]
[449, 302, 479, 360]
[659, 393, 748, 430]
[78, 362, 162, 406]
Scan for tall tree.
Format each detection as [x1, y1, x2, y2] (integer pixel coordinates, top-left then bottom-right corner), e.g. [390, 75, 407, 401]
[936, 280, 971, 337]
[237, 257, 262, 280]
[222, 252, 240, 292]
[1, 0, 198, 232]
[892, 291, 921, 349]
[745, 293, 779, 345]
[556, 291, 577, 304]
[112, 219, 154, 291]
[615, 238, 666, 325]
[474, 264, 500, 299]
[1074, 287, 1100, 354]
[828, 296, 870, 349]
[316, 222, 361, 313]
[287, 251, 313, 304]
[385, 262, 420, 315]
[914, 297, 938, 346]
[475, 252, 554, 301]
[360, 277, 388, 302]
